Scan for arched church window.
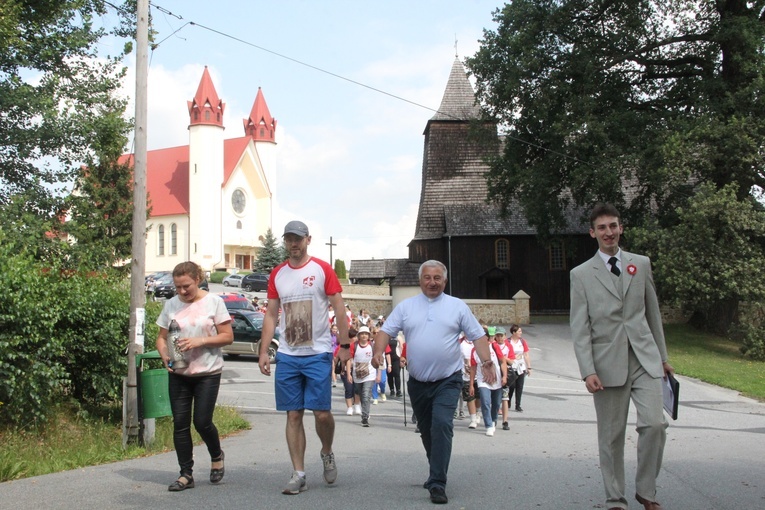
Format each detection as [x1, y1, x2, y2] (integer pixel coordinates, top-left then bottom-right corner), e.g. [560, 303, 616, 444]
[158, 225, 165, 256]
[170, 224, 177, 255]
[205, 111, 210, 121]
[236, 220, 242, 229]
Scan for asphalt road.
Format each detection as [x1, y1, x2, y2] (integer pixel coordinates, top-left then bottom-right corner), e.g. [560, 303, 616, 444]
[1, 323, 763, 509]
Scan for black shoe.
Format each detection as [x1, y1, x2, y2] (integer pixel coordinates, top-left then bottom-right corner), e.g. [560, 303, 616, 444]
[210, 451, 225, 484]
[396, 392, 403, 397]
[361, 417, 369, 427]
[502, 421, 509, 430]
[515, 406, 523, 412]
[414, 426, 420, 433]
[168, 474, 194, 492]
[429, 486, 448, 504]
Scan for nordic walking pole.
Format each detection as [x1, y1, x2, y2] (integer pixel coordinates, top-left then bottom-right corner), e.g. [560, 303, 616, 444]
[402, 365, 407, 426]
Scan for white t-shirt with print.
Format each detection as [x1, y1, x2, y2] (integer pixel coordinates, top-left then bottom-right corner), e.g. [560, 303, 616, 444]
[156, 293, 231, 376]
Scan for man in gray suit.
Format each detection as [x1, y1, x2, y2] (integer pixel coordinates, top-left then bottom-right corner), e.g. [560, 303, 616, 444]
[570, 203, 674, 510]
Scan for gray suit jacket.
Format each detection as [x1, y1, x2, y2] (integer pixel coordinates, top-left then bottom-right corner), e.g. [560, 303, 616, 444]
[570, 250, 668, 387]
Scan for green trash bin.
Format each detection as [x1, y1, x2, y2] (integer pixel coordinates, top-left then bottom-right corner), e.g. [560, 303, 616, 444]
[137, 351, 172, 419]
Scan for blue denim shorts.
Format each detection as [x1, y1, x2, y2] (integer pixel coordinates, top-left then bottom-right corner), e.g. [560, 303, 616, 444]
[274, 351, 333, 411]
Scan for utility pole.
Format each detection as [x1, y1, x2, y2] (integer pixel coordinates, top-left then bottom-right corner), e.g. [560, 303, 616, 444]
[124, 0, 149, 446]
[325, 236, 337, 268]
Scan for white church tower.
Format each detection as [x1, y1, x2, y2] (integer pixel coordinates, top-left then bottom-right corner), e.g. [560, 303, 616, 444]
[187, 66, 224, 271]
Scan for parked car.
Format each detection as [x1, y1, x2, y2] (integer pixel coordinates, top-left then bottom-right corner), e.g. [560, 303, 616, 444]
[222, 309, 280, 363]
[218, 292, 257, 311]
[152, 277, 208, 300]
[241, 272, 269, 292]
[152, 274, 176, 300]
[222, 274, 245, 287]
[145, 271, 170, 293]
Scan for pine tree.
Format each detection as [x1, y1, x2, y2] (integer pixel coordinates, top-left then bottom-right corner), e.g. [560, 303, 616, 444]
[254, 228, 286, 273]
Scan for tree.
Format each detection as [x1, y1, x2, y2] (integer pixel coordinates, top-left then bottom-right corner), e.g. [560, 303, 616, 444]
[0, 0, 133, 217]
[630, 183, 765, 332]
[468, 1, 765, 229]
[467, 1, 765, 329]
[334, 259, 347, 280]
[253, 228, 287, 273]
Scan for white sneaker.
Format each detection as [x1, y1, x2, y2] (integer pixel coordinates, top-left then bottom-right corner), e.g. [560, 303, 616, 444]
[346, 407, 353, 416]
[485, 426, 495, 437]
[381, 394, 387, 402]
[372, 399, 378, 405]
[353, 404, 361, 415]
[468, 418, 477, 429]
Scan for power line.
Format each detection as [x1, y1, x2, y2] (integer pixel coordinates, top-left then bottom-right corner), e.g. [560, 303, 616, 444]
[149, 2, 588, 167]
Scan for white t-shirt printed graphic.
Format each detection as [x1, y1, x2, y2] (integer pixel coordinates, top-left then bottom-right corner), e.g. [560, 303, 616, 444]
[268, 257, 343, 356]
[282, 298, 313, 348]
[352, 342, 376, 383]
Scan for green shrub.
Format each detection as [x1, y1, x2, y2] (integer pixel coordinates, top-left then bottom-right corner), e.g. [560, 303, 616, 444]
[209, 272, 227, 284]
[0, 251, 69, 427]
[0, 238, 138, 427]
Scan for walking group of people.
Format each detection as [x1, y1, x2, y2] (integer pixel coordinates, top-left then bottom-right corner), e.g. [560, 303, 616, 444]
[154, 204, 673, 510]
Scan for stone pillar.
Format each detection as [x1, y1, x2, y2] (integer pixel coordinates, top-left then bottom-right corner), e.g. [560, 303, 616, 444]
[513, 290, 531, 324]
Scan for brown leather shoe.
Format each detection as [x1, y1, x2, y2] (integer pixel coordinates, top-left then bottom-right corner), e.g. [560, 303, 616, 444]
[636, 492, 664, 510]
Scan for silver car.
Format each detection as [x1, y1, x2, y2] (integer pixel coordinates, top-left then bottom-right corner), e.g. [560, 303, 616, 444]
[222, 274, 244, 287]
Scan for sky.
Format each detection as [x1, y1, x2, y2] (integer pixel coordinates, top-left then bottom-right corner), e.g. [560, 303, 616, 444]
[115, 0, 503, 267]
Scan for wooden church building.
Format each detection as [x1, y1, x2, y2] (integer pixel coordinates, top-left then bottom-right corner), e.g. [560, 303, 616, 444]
[352, 59, 595, 312]
[121, 67, 275, 274]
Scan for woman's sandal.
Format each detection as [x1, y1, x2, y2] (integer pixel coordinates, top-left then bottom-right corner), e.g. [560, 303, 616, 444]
[210, 451, 225, 484]
[168, 474, 194, 492]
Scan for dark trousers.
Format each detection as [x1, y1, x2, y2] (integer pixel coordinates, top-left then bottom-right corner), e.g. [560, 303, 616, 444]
[388, 361, 402, 393]
[168, 372, 222, 476]
[508, 372, 526, 408]
[408, 371, 462, 490]
[340, 371, 354, 400]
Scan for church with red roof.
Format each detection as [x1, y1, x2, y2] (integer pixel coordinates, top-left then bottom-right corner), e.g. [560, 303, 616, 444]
[121, 67, 276, 274]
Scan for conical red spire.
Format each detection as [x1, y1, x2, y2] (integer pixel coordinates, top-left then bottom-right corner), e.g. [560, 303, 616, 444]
[243, 87, 277, 142]
[188, 66, 225, 127]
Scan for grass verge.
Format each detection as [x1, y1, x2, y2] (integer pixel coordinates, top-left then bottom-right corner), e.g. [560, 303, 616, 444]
[533, 315, 765, 401]
[0, 403, 249, 482]
[664, 323, 765, 401]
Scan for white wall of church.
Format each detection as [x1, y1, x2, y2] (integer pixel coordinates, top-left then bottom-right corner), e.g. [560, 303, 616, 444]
[188, 124, 224, 273]
[145, 214, 190, 273]
[221, 142, 273, 270]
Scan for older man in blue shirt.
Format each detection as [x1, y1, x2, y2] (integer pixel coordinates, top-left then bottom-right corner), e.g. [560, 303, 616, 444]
[373, 260, 496, 505]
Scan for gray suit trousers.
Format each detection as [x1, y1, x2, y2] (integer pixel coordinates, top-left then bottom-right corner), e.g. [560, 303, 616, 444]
[593, 348, 668, 508]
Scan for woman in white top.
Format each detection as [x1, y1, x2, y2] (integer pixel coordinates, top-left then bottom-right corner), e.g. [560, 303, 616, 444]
[507, 324, 532, 412]
[156, 261, 233, 492]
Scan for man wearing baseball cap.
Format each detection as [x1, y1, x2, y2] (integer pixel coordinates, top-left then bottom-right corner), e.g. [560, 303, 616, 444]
[259, 220, 351, 495]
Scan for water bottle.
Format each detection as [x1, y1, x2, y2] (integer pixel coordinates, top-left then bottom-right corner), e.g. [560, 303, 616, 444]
[166, 318, 187, 369]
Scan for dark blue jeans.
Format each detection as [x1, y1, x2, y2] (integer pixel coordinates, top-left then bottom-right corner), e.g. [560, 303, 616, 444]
[408, 370, 462, 490]
[168, 372, 222, 477]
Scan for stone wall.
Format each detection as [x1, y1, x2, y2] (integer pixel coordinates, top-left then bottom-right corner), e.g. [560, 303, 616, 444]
[465, 291, 530, 326]
[343, 290, 531, 325]
[342, 295, 392, 319]
[660, 305, 691, 325]
[342, 284, 391, 297]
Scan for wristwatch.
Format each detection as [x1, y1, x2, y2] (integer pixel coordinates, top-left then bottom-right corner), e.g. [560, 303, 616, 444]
[340, 344, 351, 349]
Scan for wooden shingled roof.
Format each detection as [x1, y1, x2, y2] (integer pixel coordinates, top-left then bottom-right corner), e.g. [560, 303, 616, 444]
[348, 259, 386, 279]
[429, 58, 482, 122]
[413, 59, 496, 241]
[444, 203, 589, 237]
[349, 258, 421, 286]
